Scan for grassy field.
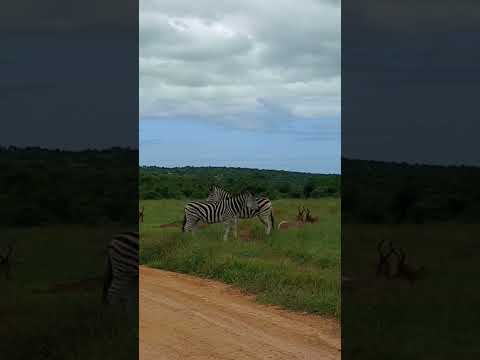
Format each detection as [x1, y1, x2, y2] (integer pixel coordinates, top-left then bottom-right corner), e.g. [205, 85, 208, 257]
[0, 225, 138, 360]
[342, 223, 480, 359]
[140, 198, 341, 319]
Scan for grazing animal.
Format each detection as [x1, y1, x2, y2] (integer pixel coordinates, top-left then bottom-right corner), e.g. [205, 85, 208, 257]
[392, 248, 426, 285]
[103, 231, 139, 320]
[305, 208, 318, 223]
[376, 239, 396, 278]
[376, 240, 425, 284]
[296, 206, 306, 222]
[183, 191, 259, 241]
[206, 186, 274, 235]
[139, 206, 144, 223]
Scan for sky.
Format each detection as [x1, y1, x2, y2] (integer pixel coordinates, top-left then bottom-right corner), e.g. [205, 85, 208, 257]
[139, 0, 341, 174]
[3, 1, 480, 169]
[342, 0, 480, 166]
[1, 1, 138, 150]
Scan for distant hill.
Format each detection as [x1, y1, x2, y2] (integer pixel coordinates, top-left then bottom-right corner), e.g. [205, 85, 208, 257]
[342, 158, 480, 223]
[140, 166, 340, 200]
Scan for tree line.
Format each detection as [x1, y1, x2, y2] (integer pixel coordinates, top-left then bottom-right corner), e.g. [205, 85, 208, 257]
[0, 147, 137, 227]
[342, 158, 480, 223]
[140, 166, 340, 200]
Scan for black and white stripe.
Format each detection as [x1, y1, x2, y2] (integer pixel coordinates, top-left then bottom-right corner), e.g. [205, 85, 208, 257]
[183, 192, 259, 241]
[102, 231, 139, 309]
[207, 186, 275, 235]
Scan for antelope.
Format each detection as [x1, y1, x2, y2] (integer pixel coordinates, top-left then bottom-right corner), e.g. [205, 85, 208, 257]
[296, 206, 306, 223]
[392, 248, 426, 285]
[305, 208, 318, 223]
[376, 239, 396, 278]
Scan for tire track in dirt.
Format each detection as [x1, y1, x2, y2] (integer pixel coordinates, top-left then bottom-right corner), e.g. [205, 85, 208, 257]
[140, 266, 341, 360]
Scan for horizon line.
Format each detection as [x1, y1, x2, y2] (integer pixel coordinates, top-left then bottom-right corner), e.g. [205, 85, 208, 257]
[140, 164, 340, 176]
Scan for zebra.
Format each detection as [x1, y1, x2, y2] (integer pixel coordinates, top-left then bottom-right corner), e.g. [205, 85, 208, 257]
[102, 231, 139, 320]
[207, 186, 275, 235]
[183, 191, 259, 241]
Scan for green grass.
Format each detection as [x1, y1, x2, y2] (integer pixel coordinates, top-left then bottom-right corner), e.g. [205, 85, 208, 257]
[342, 224, 480, 359]
[140, 198, 341, 319]
[0, 225, 138, 360]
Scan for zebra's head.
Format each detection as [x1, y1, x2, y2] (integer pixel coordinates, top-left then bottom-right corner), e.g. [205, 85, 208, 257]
[244, 192, 259, 211]
[207, 186, 229, 202]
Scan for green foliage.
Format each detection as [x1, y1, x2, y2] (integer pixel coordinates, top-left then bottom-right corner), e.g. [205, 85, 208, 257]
[140, 198, 341, 318]
[139, 166, 340, 200]
[0, 147, 137, 227]
[343, 158, 480, 223]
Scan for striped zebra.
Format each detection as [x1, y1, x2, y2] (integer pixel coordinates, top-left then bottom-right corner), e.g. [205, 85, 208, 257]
[183, 192, 258, 241]
[207, 186, 275, 235]
[102, 231, 139, 318]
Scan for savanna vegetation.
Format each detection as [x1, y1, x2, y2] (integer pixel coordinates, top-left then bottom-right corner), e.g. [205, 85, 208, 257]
[140, 166, 340, 200]
[342, 158, 480, 223]
[342, 158, 480, 359]
[342, 223, 480, 359]
[0, 226, 137, 359]
[0, 146, 137, 227]
[140, 197, 341, 319]
[1, 147, 138, 359]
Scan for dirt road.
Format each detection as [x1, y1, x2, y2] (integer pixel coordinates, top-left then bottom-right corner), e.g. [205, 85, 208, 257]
[140, 266, 341, 360]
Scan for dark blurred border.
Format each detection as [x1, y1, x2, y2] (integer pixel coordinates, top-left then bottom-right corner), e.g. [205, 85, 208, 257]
[0, 1, 138, 359]
[342, 1, 480, 358]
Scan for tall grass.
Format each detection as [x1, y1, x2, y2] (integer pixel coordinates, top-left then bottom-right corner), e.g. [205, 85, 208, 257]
[342, 224, 480, 359]
[1, 226, 137, 359]
[140, 198, 341, 319]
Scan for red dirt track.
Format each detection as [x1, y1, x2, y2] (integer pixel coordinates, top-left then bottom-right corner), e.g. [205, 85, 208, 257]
[140, 266, 341, 360]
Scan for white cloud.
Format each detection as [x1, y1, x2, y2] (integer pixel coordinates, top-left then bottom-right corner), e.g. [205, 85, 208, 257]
[140, 0, 340, 123]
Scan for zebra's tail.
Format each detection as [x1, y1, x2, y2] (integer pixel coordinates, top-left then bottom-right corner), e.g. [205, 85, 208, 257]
[270, 211, 275, 231]
[102, 253, 113, 305]
[182, 213, 187, 232]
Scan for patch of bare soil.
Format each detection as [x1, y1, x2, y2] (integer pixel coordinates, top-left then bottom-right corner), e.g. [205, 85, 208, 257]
[239, 229, 253, 241]
[158, 222, 181, 228]
[140, 266, 341, 360]
[277, 221, 307, 230]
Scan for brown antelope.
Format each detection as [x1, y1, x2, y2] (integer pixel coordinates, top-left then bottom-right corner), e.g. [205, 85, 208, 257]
[392, 248, 426, 285]
[305, 208, 318, 223]
[376, 239, 396, 278]
[296, 206, 306, 223]
[376, 240, 425, 284]
[139, 206, 144, 223]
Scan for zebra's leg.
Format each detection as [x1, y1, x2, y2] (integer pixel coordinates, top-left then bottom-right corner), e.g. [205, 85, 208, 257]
[184, 217, 199, 237]
[266, 212, 273, 235]
[234, 217, 238, 240]
[257, 215, 270, 235]
[192, 218, 204, 238]
[223, 220, 231, 242]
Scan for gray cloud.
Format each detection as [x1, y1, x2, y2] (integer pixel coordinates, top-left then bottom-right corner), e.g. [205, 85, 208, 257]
[1, 1, 137, 32]
[140, 0, 340, 123]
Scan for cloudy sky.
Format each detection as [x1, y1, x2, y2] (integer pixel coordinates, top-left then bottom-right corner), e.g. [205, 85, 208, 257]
[1, 1, 138, 150]
[139, 0, 341, 174]
[343, 0, 480, 166]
